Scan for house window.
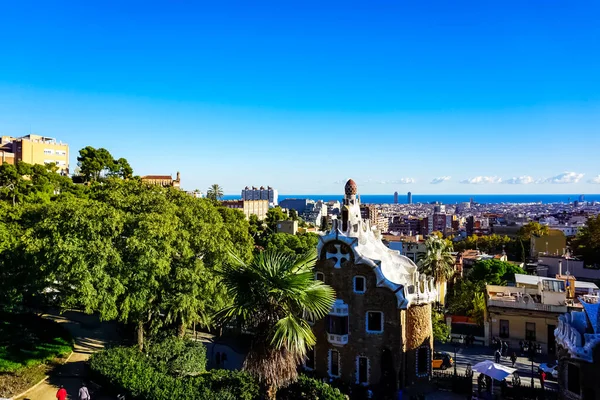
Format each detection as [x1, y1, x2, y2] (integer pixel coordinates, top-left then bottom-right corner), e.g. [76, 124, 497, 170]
[366, 311, 383, 334]
[305, 347, 315, 370]
[354, 276, 366, 294]
[543, 280, 565, 292]
[525, 322, 536, 341]
[315, 272, 324, 282]
[416, 346, 430, 377]
[329, 349, 340, 377]
[567, 363, 580, 395]
[43, 149, 52, 155]
[357, 356, 369, 385]
[499, 319, 509, 338]
[327, 315, 349, 335]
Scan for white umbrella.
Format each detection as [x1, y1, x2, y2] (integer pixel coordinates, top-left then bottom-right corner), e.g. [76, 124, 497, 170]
[472, 360, 517, 381]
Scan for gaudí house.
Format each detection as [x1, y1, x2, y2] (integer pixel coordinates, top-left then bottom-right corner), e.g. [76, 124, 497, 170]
[307, 179, 437, 395]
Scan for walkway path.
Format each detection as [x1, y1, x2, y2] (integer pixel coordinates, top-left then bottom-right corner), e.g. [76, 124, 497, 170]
[15, 311, 121, 400]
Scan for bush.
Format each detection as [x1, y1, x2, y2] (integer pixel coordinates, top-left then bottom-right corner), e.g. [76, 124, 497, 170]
[277, 374, 346, 400]
[146, 337, 207, 376]
[89, 345, 259, 400]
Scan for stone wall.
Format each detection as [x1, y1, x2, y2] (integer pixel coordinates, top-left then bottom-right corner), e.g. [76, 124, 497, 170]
[404, 303, 433, 387]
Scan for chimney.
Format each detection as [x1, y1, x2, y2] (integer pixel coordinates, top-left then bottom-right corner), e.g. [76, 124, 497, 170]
[558, 261, 562, 276]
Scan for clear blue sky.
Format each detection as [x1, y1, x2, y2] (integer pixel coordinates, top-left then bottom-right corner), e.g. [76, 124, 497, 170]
[1, 1, 599, 194]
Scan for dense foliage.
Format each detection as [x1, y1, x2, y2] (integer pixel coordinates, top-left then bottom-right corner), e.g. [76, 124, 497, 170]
[90, 344, 344, 400]
[572, 215, 600, 267]
[0, 161, 254, 348]
[469, 259, 525, 285]
[431, 310, 450, 343]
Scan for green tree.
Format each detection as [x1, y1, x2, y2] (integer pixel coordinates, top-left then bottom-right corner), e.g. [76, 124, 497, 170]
[518, 221, 549, 240]
[418, 236, 455, 303]
[264, 233, 319, 257]
[206, 184, 224, 201]
[432, 310, 450, 343]
[265, 206, 289, 232]
[218, 250, 335, 399]
[110, 157, 133, 179]
[571, 215, 600, 267]
[469, 259, 525, 285]
[446, 279, 485, 317]
[289, 209, 298, 221]
[319, 216, 331, 232]
[469, 291, 486, 325]
[76, 146, 116, 182]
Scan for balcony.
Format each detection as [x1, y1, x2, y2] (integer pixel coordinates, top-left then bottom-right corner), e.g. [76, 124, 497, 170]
[327, 333, 349, 346]
[487, 298, 567, 313]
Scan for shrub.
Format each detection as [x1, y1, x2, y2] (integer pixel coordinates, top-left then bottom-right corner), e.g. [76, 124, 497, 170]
[146, 337, 207, 376]
[277, 374, 346, 400]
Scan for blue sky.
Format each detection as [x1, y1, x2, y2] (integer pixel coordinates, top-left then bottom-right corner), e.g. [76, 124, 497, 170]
[1, 1, 599, 194]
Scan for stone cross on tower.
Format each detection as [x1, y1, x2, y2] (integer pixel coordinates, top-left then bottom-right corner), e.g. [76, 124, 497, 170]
[326, 244, 350, 268]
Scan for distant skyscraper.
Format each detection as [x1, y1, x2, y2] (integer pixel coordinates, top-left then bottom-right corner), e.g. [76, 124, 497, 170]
[241, 186, 278, 205]
[407, 191, 412, 204]
[579, 194, 585, 202]
[393, 191, 398, 204]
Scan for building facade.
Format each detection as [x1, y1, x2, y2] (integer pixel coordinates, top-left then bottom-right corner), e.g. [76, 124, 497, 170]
[221, 199, 269, 220]
[241, 186, 278, 205]
[310, 180, 437, 394]
[0, 134, 69, 173]
[407, 192, 412, 204]
[141, 172, 181, 188]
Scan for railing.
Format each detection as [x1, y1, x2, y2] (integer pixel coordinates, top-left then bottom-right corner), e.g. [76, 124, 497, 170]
[327, 333, 348, 346]
[488, 299, 567, 313]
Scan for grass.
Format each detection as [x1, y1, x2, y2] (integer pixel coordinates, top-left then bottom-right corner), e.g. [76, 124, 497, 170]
[0, 312, 73, 373]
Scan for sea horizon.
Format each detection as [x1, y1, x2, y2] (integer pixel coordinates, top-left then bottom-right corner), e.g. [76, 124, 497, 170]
[221, 193, 600, 205]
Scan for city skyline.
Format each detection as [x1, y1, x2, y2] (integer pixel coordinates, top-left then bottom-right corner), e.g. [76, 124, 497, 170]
[1, 2, 599, 194]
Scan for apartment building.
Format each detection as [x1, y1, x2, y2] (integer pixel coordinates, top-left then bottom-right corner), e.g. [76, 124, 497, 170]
[486, 274, 598, 354]
[221, 199, 269, 220]
[0, 134, 69, 173]
[241, 186, 278, 205]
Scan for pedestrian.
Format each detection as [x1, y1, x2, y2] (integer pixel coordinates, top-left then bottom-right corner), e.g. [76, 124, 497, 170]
[502, 341, 508, 357]
[495, 349, 501, 363]
[56, 385, 67, 400]
[540, 371, 546, 389]
[79, 382, 91, 400]
[510, 352, 517, 367]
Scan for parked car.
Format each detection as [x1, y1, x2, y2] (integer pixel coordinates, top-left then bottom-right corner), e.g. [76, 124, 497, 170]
[432, 351, 453, 370]
[538, 362, 559, 379]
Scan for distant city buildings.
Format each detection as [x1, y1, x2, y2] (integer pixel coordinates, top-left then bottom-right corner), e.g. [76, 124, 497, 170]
[407, 191, 412, 204]
[141, 172, 181, 188]
[0, 134, 69, 174]
[279, 198, 310, 214]
[241, 186, 278, 205]
[393, 191, 398, 204]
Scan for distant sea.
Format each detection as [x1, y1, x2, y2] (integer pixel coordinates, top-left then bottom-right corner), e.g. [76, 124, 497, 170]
[222, 194, 600, 205]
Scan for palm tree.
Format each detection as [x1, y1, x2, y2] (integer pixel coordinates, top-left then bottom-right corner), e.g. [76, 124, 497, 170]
[218, 249, 335, 399]
[206, 183, 224, 201]
[418, 236, 455, 305]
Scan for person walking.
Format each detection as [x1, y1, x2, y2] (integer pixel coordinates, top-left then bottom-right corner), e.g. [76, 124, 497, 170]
[495, 349, 501, 363]
[79, 382, 91, 400]
[540, 371, 546, 390]
[501, 341, 508, 357]
[510, 352, 517, 367]
[56, 385, 67, 400]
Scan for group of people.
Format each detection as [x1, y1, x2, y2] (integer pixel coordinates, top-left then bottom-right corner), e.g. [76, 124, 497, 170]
[491, 338, 520, 367]
[55, 383, 91, 400]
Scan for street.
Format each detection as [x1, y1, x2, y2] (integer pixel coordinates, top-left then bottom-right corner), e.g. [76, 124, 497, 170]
[435, 342, 559, 391]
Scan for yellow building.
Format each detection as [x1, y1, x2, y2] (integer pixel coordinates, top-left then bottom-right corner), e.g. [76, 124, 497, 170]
[140, 172, 181, 188]
[221, 199, 269, 220]
[0, 134, 69, 173]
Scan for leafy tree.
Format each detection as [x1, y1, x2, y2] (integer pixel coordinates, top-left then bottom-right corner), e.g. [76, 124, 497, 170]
[76, 146, 116, 182]
[446, 279, 485, 317]
[265, 206, 289, 232]
[418, 236, 455, 303]
[206, 184, 224, 201]
[469, 292, 486, 326]
[218, 250, 336, 399]
[469, 259, 525, 285]
[289, 209, 298, 221]
[264, 233, 319, 257]
[319, 216, 331, 232]
[111, 157, 133, 179]
[571, 215, 600, 267]
[432, 310, 450, 343]
[518, 221, 549, 240]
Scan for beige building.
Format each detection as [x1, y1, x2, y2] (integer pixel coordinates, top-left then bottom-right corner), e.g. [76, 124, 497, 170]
[141, 172, 181, 188]
[276, 220, 298, 235]
[221, 199, 269, 220]
[486, 274, 598, 355]
[0, 134, 69, 173]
